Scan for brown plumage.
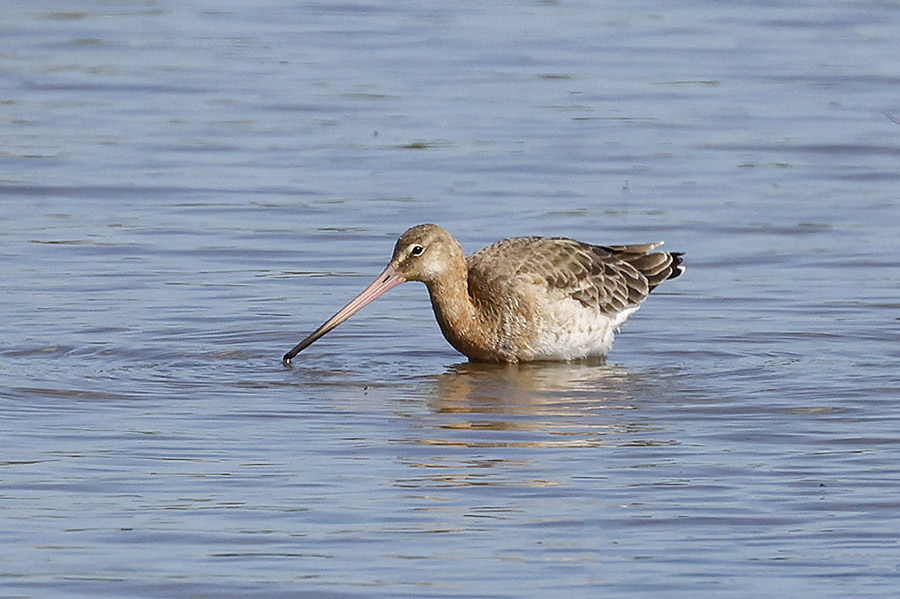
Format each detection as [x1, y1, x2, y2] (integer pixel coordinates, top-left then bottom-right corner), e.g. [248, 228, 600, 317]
[283, 224, 684, 363]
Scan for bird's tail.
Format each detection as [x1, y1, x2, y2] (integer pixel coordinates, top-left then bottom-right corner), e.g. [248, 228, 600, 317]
[605, 242, 685, 290]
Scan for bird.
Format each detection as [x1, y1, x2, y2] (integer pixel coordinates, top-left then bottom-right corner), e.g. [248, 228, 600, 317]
[283, 224, 684, 363]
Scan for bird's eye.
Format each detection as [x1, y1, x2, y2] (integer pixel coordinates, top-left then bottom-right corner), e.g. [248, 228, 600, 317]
[410, 245, 424, 256]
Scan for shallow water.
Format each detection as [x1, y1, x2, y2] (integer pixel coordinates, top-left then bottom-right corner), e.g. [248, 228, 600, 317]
[2, 1, 900, 597]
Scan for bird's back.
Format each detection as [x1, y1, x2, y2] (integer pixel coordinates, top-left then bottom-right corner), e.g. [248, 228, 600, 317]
[466, 236, 683, 316]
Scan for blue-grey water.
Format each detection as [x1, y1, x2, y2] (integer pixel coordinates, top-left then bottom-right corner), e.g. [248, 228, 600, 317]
[2, 2, 899, 598]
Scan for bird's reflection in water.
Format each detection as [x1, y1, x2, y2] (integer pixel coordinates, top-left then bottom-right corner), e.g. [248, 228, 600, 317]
[394, 361, 674, 493]
[414, 360, 664, 449]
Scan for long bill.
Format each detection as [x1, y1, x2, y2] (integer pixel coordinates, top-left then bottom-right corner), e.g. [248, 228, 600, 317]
[282, 264, 406, 363]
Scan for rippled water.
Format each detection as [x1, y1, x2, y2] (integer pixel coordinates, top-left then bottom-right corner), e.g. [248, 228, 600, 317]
[2, 1, 899, 598]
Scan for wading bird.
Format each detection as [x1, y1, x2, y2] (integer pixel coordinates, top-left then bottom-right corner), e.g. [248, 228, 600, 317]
[284, 224, 683, 363]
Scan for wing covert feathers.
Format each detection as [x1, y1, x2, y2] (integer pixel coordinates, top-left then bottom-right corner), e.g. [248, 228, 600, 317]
[466, 236, 684, 317]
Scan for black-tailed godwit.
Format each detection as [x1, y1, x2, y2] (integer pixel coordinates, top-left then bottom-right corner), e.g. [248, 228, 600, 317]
[283, 224, 684, 363]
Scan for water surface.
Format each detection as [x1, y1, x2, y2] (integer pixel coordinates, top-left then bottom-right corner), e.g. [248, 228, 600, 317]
[2, 1, 899, 598]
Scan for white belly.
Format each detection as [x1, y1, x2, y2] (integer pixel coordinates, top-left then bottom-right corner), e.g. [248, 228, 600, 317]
[526, 302, 641, 361]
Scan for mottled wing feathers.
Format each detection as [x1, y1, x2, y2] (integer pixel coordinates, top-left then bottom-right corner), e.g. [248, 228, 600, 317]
[601, 243, 685, 290]
[467, 236, 683, 316]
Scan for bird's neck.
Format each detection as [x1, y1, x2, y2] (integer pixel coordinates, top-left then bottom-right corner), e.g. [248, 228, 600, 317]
[424, 261, 492, 359]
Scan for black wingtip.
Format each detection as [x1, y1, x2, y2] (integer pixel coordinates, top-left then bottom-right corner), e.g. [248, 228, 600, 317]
[668, 252, 686, 280]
